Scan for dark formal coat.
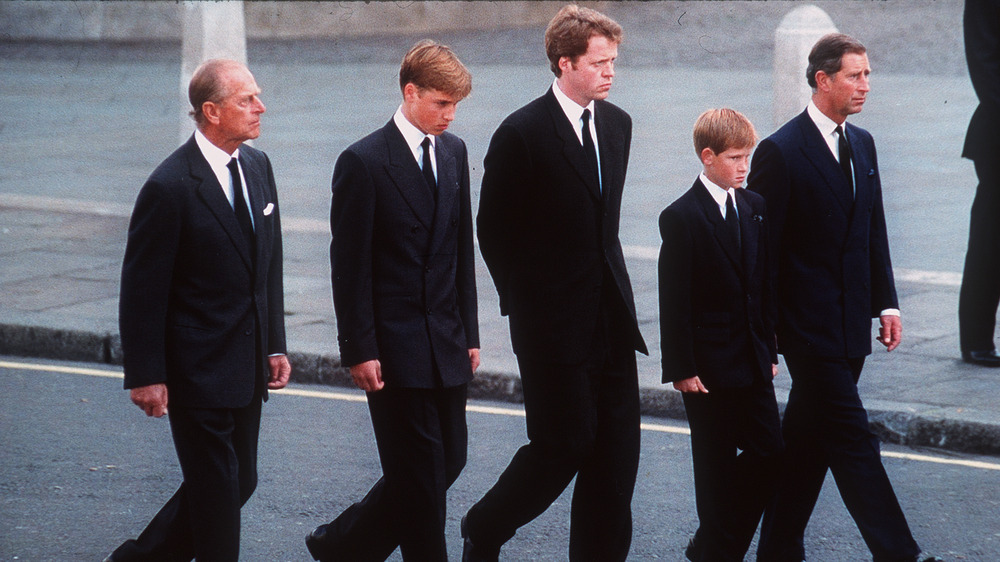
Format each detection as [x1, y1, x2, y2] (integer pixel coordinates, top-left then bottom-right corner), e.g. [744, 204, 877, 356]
[329, 120, 479, 389]
[119, 135, 287, 408]
[477, 88, 647, 361]
[964, 0, 1000, 162]
[659, 180, 776, 389]
[748, 110, 897, 359]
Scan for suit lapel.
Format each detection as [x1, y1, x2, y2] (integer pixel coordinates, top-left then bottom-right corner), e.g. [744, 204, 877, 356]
[796, 112, 854, 215]
[428, 136, 458, 253]
[188, 140, 254, 272]
[845, 123, 874, 240]
[240, 150, 271, 277]
[382, 123, 435, 230]
[545, 90, 602, 203]
[736, 190, 759, 278]
[693, 179, 741, 271]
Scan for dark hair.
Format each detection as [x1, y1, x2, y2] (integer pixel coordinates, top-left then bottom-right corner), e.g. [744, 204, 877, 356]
[806, 33, 867, 89]
[544, 4, 623, 78]
[399, 39, 472, 99]
[188, 59, 243, 125]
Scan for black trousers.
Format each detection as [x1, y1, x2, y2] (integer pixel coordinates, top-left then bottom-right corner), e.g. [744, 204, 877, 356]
[960, 157, 1000, 353]
[465, 305, 641, 561]
[682, 376, 783, 562]
[312, 384, 467, 562]
[110, 396, 263, 562]
[756, 355, 919, 562]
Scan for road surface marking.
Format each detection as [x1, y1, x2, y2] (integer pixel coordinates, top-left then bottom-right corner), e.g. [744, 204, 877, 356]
[5, 359, 997, 470]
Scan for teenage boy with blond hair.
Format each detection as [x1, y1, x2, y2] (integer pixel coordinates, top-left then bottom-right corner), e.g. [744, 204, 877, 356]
[306, 39, 479, 562]
[659, 108, 782, 561]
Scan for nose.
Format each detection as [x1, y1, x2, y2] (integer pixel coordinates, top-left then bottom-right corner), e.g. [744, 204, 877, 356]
[254, 96, 266, 114]
[444, 105, 456, 122]
[859, 74, 870, 92]
[604, 61, 615, 78]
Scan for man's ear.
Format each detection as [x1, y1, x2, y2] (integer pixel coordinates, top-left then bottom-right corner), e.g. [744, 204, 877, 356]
[814, 70, 832, 92]
[202, 101, 221, 126]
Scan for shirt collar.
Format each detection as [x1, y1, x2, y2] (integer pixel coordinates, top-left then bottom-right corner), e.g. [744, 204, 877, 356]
[393, 105, 434, 157]
[195, 128, 239, 168]
[700, 173, 735, 209]
[807, 100, 844, 138]
[552, 78, 595, 126]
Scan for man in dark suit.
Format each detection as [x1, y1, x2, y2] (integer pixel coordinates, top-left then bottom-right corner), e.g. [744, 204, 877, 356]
[306, 40, 479, 562]
[748, 34, 930, 562]
[464, 6, 647, 561]
[660, 108, 782, 562]
[107, 59, 291, 562]
[959, 0, 1000, 367]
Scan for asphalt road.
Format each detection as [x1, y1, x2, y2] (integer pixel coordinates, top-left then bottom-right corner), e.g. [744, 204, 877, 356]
[2, 356, 999, 561]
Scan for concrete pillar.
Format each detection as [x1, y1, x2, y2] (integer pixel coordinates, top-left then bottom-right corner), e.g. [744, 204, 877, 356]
[772, 5, 837, 128]
[179, 1, 247, 144]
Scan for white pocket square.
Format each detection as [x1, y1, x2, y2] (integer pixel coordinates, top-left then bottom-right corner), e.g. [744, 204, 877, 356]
[263, 203, 274, 216]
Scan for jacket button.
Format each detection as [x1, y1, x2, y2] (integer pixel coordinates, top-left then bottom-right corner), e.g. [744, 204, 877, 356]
[244, 329, 253, 336]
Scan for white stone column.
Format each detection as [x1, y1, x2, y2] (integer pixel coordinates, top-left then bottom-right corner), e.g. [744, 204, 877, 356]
[179, 1, 247, 144]
[772, 5, 837, 128]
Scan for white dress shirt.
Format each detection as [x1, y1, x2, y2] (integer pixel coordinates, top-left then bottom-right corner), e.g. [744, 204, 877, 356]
[700, 173, 737, 220]
[194, 129, 254, 229]
[552, 79, 602, 191]
[393, 106, 437, 181]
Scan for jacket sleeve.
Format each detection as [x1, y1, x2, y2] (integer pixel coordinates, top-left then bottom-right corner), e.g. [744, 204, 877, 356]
[455, 139, 480, 349]
[865, 140, 899, 315]
[329, 149, 379, 367]
[477, 122, 531, 316]
[263, 152, 287, 355]
[658, 207, 697, 383]
[119, 179, 181, 389]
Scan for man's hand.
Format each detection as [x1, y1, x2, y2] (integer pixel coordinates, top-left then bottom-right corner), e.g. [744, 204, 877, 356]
[772, 363, 779, 378]
[878, 314, 903, 352]
[131, 383, 168, 418]
[468, 348, 481, 374]
[350, 359, 384, 392]
[673, 376, 709, 394]
[268, 354, 292, 389]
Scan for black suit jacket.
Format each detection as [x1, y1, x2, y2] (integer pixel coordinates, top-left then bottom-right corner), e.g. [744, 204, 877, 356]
[748, 110, 897, 359]
[659, 180, 776, 389]
[477, 88, 647, 361]
[330, 121, 479, 389]
[963, 0, 1000, 162]
[119, 135, 287, 408]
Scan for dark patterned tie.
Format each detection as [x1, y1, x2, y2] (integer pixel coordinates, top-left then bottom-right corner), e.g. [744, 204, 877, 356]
[726, 191, 741, 252]
[581, 108, 600, 192]
[227, 157, 256, 260]
[421, 136, 437, 202]
[835, 125, 854, 197]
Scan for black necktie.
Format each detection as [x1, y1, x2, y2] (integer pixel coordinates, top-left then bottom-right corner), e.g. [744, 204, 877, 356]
[421, 136, 437, 202]
[227, 157, 256, 258]
[726, 191, 741, 252]
[581, 108, 600, 192]
[835, 125, 854, 196]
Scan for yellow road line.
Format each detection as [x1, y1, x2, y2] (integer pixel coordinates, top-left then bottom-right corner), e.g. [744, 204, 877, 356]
[6, 359, 999, 471]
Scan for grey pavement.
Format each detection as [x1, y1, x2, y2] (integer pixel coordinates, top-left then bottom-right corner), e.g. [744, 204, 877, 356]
[3, 0, 1000, 456]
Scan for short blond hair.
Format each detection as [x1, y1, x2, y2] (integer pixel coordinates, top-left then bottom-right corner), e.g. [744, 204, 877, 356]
[399, 39, 472, 99]
[544, 4, 623, 78]
[693, 108, 758, 156]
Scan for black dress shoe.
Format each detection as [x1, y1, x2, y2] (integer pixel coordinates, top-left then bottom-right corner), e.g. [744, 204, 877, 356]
[305, 524, 334, 561]
[461, 514, 500, 562]
[962, 349, 1000, 367]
